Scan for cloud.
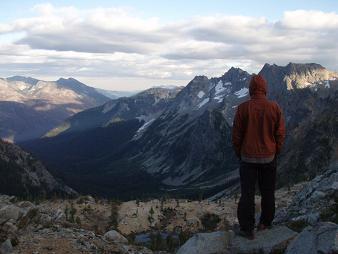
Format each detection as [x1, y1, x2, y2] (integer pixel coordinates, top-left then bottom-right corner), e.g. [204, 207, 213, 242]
[0, 4, 337, 90]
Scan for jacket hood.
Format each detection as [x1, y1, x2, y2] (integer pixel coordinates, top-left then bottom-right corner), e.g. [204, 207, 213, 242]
[249, 75, 267, 96]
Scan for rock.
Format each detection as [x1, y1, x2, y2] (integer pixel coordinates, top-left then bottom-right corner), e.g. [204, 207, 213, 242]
[1, 222, 17, 236]
[0, 239, 13, 254]
[231, 226, 298, 254]
[0, 205, 22, 224]
[291, 212, 320, 226]
[17, 207, 38, 229]
[275, 168, 338, 223]
[176, 231, 233, 254]
[52, 209, 65, 221]
[120, 244, 153, 254]
[285, 222, 338, 254]
[104, 230, 128, 244]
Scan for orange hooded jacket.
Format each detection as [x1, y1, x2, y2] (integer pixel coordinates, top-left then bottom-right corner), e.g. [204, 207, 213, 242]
[232, 75, 286, 159]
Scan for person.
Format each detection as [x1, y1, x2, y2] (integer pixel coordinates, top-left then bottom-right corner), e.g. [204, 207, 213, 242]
[232, 74, 286, 239]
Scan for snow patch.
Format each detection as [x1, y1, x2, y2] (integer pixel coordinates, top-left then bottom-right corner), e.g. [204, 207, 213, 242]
[137, 118, 155, 133]
[213, 80, 231, 103]
[215, 81, 226, 95]
[197, 90, 205, 98]
[234, 88, 249, 98]
[324, 80, 330, 88]
[197, 98, 209, 108]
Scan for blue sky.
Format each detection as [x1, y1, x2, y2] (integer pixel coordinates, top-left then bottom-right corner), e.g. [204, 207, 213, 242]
[1, 0, 337, 22]
[0, 1, 337, 90]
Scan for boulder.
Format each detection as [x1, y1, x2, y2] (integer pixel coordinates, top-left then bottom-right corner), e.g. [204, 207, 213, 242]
[285, 222, 338, 254]
[231, 226, 297, 254]
[0, 239, 13, 254]
[104, 230, 128, 244]
[0, 205, 22, 224]
[176, 231, 232, 254]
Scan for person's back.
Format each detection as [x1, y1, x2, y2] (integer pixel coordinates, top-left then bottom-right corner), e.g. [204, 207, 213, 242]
[232, 74, 286, 239]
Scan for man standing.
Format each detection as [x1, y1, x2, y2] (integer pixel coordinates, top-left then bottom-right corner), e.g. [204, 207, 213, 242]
[232, 74, 286, 239]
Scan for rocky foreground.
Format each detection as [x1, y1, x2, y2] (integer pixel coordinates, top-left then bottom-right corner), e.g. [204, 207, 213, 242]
[0, 167, 337, 254]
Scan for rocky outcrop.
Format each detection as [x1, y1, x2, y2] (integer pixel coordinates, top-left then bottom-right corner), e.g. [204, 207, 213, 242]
[285, 222, 338, 254]
[274, 166, 338, 225]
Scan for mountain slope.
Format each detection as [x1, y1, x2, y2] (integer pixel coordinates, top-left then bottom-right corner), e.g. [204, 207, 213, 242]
[0, 139, 76, 197]
[0, 76, 110, 142]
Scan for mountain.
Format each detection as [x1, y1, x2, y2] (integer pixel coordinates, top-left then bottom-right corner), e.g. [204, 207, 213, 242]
[0, 76, 110, 142]
[22, 63, 338, 199]
[0, 139, 76, 198]
[45, 86, 183, 137]
[95, 87, 139, 99]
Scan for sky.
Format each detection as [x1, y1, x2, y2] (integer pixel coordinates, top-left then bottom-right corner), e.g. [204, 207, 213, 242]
[0, 1, 337, 91]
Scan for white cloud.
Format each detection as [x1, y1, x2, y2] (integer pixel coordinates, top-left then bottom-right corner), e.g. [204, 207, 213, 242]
[280, 10, 338, 30]
[0, 4, 337, 90]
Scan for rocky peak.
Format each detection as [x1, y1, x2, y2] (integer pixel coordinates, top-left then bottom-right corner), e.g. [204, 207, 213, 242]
[223, 67, 251, 81]
[6, 76, 39, 86]
[285, 62, 325, 75]
[134, 86, 182, 100]
[260, 62, 338, 94]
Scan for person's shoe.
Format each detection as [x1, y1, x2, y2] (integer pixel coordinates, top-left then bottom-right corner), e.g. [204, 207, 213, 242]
[257, 223, 272, 231]
[237, 229, 255, 240]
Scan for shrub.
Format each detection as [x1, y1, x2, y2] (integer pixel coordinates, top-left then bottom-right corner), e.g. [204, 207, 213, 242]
[200, 213, 221, 231]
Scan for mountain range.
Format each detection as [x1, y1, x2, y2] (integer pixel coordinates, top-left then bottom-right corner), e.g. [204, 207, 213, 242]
[0, 76, 135, 142]
[21, 62, 338, 199]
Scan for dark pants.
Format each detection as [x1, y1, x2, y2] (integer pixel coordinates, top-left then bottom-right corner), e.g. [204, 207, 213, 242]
[237, 159, 277, 232]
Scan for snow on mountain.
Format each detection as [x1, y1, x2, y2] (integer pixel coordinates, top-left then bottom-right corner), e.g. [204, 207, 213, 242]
[234, 87, 249, 98]
[197, 98, 210, 108]
[197, 91, 205, 98]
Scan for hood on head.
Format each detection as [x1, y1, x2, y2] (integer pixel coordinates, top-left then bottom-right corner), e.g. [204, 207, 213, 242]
[249, 74, 267, 96]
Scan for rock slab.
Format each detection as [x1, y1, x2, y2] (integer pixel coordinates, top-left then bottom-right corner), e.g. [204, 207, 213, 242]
[176, 231, 232, 254]
[231, 226, 298, 253]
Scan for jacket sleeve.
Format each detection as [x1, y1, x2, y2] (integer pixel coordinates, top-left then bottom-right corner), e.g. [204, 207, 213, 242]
[232, 107, 243, 158]
[275, 106, 286, 154]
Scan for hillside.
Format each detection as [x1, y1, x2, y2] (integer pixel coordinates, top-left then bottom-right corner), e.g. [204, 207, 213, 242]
[0, 139, 76, 198]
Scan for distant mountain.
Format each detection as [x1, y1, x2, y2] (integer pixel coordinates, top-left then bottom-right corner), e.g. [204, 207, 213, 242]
[0, 76, 110, 142]
[95, 87, 139, 99]
[45, 86, 183, 137]
[0, 139, 76, 197]
[22, 63, 338, 199]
